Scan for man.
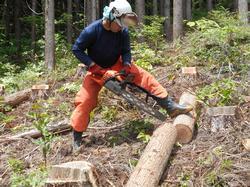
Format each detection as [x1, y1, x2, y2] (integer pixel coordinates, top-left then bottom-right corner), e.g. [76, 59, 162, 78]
[71, 0, 192, 149]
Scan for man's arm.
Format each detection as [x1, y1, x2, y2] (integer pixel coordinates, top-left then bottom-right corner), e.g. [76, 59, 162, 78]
[72, 28, 95, 67]
[121, 29, 132, 66]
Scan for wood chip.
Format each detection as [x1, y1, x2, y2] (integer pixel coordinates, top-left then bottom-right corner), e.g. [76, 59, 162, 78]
[206, 106, 237, 117]
[32, 84, 50, 90]
[242, 139, 250, 152]
[181, 67, 197, 75]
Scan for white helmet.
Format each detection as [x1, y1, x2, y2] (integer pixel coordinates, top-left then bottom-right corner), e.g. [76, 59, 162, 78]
[109, 0, 138, 28]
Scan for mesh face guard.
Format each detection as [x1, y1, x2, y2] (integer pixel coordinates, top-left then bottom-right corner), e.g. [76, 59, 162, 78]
[113, 12, 138, 29]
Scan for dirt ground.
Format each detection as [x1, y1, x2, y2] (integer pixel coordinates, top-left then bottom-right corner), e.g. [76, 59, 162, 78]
[0, 65, 249, 186]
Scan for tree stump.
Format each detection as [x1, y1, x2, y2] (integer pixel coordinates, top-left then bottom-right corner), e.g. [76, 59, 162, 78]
[31, 84, 50, 100]
[46, 161, 97, 187]
[126, 124, 177, 187]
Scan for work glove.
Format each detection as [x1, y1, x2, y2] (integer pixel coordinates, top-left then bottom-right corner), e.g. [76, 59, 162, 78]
[120, 62, 131, 75]
[87, 62, 107, 76]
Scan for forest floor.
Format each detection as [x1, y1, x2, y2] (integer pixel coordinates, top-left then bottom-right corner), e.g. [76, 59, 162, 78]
[0, 61, 249, 186]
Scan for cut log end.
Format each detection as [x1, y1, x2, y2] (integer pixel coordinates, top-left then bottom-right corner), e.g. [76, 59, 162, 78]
[175, 124, 193, 144]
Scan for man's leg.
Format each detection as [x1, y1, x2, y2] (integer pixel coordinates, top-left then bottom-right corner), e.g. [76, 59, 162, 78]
[127, 64, 193, 117]
[71, 72, 102, 148]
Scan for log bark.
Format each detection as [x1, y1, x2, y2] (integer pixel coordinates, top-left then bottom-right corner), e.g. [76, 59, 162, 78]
[174, 92, 197, 143]
[126, 123, 177, 187]
[2, 89, 32, 107]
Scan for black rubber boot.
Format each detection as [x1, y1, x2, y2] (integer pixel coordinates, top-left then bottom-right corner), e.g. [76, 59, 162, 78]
[156, 96, 193, 118]
[72, 130, 83, 151]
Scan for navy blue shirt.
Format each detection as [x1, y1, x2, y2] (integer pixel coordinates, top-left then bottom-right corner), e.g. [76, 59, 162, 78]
[72, 19, 131, 68]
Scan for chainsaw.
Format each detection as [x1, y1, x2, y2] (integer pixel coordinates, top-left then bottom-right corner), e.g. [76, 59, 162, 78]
[77, 64, 167, 121]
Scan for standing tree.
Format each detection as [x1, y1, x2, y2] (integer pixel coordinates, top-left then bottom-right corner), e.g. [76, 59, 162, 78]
[163, 0, 171, 41]
[207, 0, 213, 11]
[45, 0, 55, 71]
[153, 0, 158, 15]
[186, 0, 192, 20]
[67, 0, 73, 44]
[91, 0, 97, 22]
[173, 0, 183, 40]
[32, 0, 37, 54]
[238, 0, 248, 24]
[3, 0, 10, 40]
[15, 0, 21, 55]
[135, 0, 145, 23]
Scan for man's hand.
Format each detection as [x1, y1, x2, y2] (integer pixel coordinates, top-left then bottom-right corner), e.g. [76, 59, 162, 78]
[88, 63, 107, 76]
[120, 62, 131, 75]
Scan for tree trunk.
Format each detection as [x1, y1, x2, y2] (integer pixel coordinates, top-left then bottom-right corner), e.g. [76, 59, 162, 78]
[126, 124, 177, 187]
[153, 0, 158, 15]
[186, 0, 192, 20]
[173, 0, 183, 40]
[163, 0, 171, 41]
[199, 0, 204, 10]
[3, 0, 10, 40]
[159, 0, 165, 16]
[45, 0, 55, 71]
[96, 0, 100, 19]
[233, 0, 238, 11]
[238, 0, 248, 24]
[135, 0, 145, 23]
[14, 0, 21, 55]
[207, 0, 213, 11]
[67, 0, 73, 44]
[31, 0, 37, 55]
[91, 0, 97, 22]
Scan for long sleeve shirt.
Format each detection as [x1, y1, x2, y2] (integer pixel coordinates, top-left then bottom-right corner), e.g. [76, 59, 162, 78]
[72, 19, 132, 68]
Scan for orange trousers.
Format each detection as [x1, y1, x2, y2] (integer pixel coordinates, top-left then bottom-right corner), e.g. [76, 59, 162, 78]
[71, 59, 168, 132]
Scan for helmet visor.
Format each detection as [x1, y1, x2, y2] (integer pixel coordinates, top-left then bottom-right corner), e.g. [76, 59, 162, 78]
[115, 13, 138, 29]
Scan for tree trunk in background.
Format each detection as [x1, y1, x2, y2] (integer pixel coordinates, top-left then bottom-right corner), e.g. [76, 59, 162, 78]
[186, 0, 192, 20]
[173, 0, 183, 40]
[183, 0, 187, 19]
[238, 0, 248, 24]
[135, 0, 145, 23]
[164, 0, 171, 41]
[14, 0, 21, 55]
[3, 0, 10, 40]
[91, 0, 97, 22]
[45, 0, 55, 71]
[67, 0, 72, 44]
[159, 0, 164, 16]
[32, 0, 37, 54]
[233, 0, 238, 11]
[96, 0, 100, 19]
[207, 0, 213, 11]
[199, 0, 204, 10]
[84, 0, 88, 26]
[153, 0, 158, 15]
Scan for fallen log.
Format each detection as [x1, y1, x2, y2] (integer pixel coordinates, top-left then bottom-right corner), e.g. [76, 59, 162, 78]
[174, 92, 197, 143]
[126, 124, 177, 187]
[1, 119, 126, 142]
[11, 119, 71, 139]
[1, 89, 32, 107]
